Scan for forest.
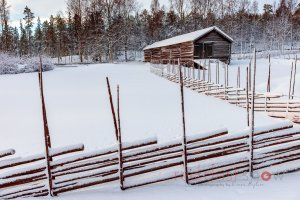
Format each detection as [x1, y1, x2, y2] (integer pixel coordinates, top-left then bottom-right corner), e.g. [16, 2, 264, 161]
[0, 0, 299, 62]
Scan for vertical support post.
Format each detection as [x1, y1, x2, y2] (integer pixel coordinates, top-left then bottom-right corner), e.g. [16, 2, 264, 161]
[226, 64, 229, 88]
[193, 67, 195, 80]
[38, 57, 54, 197]
[246, 67, 250, 127]
[217, 61, 220, 84]
[117, 85, 124, 190]
[236, 67, 240, 105]
[208, 60, 211, 82]
[288, 62, 294, 100]
[216, 61, 218, 84]
[224, 63, 227, 100]
[202, 61, 206, 81]
[267, 54, 271, 93]
[237, 67, 241, 88]
[178, 59, 189, 184]
[198, 65, 201, 80]
[106, 77, 119, 140]
[292, 56, 297, 99]
[249, 61, 252, 91]
[250, 49, 257, 178]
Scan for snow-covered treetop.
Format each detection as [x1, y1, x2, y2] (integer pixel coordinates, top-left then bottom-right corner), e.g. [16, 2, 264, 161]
[143, 26, 234, 50]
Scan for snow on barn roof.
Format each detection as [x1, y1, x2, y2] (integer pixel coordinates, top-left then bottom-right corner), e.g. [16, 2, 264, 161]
[144, 26, 233, 50]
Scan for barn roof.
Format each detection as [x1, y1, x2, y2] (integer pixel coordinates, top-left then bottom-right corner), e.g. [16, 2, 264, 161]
[143, 26, 233, 50]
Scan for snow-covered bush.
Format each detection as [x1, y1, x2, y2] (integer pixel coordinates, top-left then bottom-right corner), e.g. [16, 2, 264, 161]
[0, 53, 54, 74]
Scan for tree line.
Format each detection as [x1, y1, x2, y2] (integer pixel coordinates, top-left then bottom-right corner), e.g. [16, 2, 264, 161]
[0, 0, 300, 63]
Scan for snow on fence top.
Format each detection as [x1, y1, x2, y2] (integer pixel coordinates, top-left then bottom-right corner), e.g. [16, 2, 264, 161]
[143, 26, 234, 50]
[0, 149, 15, 158]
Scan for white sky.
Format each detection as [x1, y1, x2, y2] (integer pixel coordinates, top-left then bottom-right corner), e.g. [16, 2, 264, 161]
[8, 0, 277, 27]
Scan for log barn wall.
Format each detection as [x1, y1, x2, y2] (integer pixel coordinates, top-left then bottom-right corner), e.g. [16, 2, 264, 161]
[144, 41, 194, 66]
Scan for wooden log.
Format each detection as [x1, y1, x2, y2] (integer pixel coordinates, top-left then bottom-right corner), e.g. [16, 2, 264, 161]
[124, 174, 182, 190]
[4, 189, 48, 200]
[0, 166, 46, 179]
[51, 138, 157, 168]
[0, 173, 47, 188]
[0, 144, 86, 170]
[54, 168, 118, 185]
[0, 185, 46, 198]
[189, 167, 249, 185]
[38, 57, 54, 196]
[53, 175, 119, 195]
[117, 85, 124, 190]
[106, 77, 118, 141]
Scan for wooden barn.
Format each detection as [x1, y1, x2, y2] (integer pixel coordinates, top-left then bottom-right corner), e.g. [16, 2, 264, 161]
[143, 26, 233, 67]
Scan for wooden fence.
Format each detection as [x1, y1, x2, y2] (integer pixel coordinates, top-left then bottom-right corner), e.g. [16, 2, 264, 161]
[2, 121, 300, 199]
[150, 61, 300, 123]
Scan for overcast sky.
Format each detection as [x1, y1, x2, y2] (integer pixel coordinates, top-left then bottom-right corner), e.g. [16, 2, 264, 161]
[8, 0, 277, 26]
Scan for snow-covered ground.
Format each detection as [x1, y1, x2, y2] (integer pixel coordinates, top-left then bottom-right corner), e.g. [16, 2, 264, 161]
[0, 61, 278, 156]
[27, 173, 300, 200]
[1, 58, 299, 199]
[224, 58, 297, 95]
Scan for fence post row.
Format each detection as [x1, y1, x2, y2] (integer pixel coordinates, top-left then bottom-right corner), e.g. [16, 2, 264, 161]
[178, 59, 189, 184]
[38, 57, 54, 197]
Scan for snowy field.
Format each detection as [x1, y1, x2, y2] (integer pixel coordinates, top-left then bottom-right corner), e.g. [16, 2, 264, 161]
[223, 58, 297, 95]
[1, 58, 300, 199]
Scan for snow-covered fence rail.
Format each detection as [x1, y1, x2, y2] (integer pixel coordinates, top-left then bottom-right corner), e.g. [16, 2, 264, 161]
[0, 144, 84, 199]
[51, 137, 158, 195]
[0, 149, 15, 159]
[122, 128, 228, 189]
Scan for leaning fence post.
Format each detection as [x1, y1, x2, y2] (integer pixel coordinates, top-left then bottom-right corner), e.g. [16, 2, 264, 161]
[117, 85, 124, 190]
[250, 49, 257, 178]
[178, 59, 189, 184]
[38, 57, 54, 197]
[106, 77, 118, 141]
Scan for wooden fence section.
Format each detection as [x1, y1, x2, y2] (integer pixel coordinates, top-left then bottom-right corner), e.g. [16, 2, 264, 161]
[150, 63, 300, 123]
[2, 121, 300, 198]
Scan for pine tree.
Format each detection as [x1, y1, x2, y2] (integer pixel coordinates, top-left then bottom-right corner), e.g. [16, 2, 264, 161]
[55, 13, 68, 62]
[12, 27, 19, 56]
[34, 17, 43, 54]
[23, 6, 35, 55]
[19, 20, 28, 56]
